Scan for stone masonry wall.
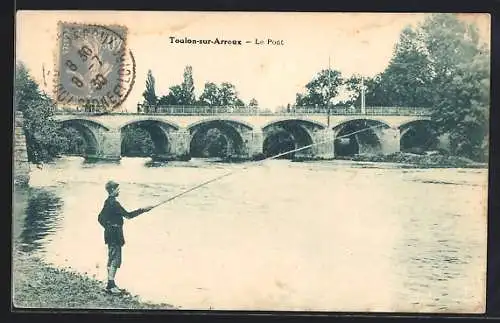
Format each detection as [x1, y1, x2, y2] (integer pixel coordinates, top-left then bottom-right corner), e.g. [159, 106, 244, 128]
[14, 111, 30, 187]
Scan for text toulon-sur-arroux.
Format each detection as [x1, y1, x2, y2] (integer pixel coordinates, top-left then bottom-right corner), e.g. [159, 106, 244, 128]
[169, 36, 285, 46]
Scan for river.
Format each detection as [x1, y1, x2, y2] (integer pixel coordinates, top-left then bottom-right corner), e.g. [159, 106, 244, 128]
[12, 157, 488, 312]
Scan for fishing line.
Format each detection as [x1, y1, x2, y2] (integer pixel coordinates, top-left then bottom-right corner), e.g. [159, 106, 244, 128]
[150, 123, 389, 209]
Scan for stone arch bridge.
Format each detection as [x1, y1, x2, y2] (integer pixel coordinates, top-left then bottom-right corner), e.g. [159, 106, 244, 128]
[54, 110, 444, 161]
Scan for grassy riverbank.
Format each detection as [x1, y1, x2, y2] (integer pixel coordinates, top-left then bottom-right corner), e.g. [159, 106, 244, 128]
[12, 247, 176, 310]
[293, 152, 487, 168]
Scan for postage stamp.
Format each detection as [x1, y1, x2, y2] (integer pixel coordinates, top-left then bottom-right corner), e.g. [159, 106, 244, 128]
[54, 22, 136, 112]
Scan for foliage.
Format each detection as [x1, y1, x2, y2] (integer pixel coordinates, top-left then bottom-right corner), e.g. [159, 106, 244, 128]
[121, 125, 155, 157]
[181, 65, 196, 105]
[205, 129, 228, 156]
[198, 81, 246, 107]
[198, 82, 220, 106]
[364, 14, 489, 160]
[157, 66, 197, 106]
[249, 98, 259, 107]
[157, 85, 185, 105]
[190, 128, 228, 157]
[263, 132, 296, 159]
[339, 75, 362, 107]
[147, 66, 249, 112]
[330, 14, 489, 161]
[142, 70, 158, 112]
[219, 82, 243, 106]
[362, 27, 435, 107]
[15, 62, 69, 164]
[419, 13, 489, 161]
[295, 69, 344, 107]
[59, 128, 86, 155]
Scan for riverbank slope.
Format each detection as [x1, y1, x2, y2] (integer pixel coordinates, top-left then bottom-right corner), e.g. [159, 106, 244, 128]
[12, 247, 175, 310]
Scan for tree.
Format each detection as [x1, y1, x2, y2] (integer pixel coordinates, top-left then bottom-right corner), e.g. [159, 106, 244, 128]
[199, 82, 221, 106]
[339, 75, 367, 107]
[157, 65, 196, 106]
[249, 98, 259, 107]
[362, 74, 389, 106]
[354, 13, 489, 160]
[158, 85, 185, 105]
[419, 13, 489, 160]
[344, 27, 435, 108]
[180, 65, 196, 105]
[295, 69, 344, 107]
[342, 73, 398, 107]
[249, 98, 259, 113]
[198, 82, 246, 108]
[142, 70, 158, 112]
[234, 98, 245, 107]
[15, 62, 68, 164]
[372, 27, 434, 107]
[295, 94, 304, 106]
[219, 82, 240, 106]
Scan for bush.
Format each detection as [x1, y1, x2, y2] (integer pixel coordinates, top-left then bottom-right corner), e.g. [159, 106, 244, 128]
[15, 63, 68, 164]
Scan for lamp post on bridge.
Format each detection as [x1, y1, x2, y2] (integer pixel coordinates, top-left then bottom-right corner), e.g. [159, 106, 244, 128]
[327, 56, 332, 128]
[361, 75, 366, 115]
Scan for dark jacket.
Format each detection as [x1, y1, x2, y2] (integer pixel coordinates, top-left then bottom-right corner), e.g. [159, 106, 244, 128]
[98, 196, 144, 246]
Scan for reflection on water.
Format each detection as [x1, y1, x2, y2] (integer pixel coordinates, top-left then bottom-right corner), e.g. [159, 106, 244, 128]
[15, 188, 63, 253]
[13, 156, 488, 312]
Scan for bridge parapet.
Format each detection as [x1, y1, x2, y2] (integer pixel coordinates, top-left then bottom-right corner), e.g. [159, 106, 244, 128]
[55, 105, 432, 117]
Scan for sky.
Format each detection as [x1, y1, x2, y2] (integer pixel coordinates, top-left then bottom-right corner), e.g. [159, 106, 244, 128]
[15, 11, 490, 112]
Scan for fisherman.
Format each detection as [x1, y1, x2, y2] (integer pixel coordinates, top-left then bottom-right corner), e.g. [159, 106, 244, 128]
[98, 180, 154, 294]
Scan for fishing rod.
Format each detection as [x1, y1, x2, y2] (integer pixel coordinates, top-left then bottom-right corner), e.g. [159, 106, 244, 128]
[149, 123, 388, 209]
[150, 171, 233, 208]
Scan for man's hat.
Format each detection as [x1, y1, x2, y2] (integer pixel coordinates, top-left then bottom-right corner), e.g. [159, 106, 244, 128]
[105, 180, 119, 193]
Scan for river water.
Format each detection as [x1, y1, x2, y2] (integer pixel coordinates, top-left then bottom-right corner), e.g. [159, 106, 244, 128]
[13, 157, 488, 312]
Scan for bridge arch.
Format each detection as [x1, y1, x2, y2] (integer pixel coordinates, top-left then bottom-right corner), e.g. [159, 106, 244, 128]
[262, 119, 325, 159]
[57, 118, 110, 157]
[261, 117, 327, 130]
[187, 119, 253, 158]
[333, 118, 391, 156]
[119, 119, 179, 158]
[399, 119, 439, 154]
[186, 117, 255, 132]
[120, 118, 181, 131]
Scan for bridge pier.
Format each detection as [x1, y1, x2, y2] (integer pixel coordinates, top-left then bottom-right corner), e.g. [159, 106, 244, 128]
[377, 127, 401, 155]
[312, 129, 335, 159]
[244, 130, 264, 158]
[167, 129, 191, 160]
[98, 129, 122, 161]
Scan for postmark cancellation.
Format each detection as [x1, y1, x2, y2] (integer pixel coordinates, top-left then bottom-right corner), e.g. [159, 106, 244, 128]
[54, 22, 136, 112]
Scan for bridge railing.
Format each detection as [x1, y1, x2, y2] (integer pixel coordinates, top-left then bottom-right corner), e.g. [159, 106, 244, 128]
[151, 105, 261, 115]
[285, 106, 432, 116]
[54, 105, 432, 116]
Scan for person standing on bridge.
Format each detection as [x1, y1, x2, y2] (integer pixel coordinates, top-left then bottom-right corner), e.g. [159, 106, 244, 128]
[98, 180, 154, 294]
